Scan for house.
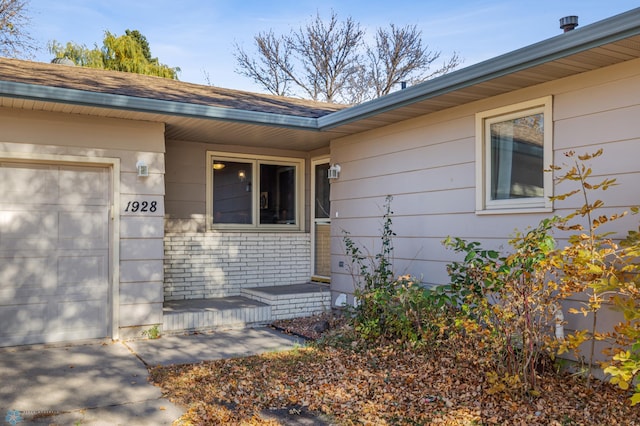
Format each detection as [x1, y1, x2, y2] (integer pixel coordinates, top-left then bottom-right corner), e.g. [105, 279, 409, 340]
[1, 8, 639, 347]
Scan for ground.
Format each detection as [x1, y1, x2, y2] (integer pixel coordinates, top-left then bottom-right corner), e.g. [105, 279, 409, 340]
[271, 312, 344, 341]
[150, 313, 640, 425]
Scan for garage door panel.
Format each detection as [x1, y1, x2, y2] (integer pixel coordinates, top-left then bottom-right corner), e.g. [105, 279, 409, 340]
[57, 253, 108, 291]
[0, 255, 56, 298]
[58, 210, 109, 249]
[0, 303, 47, 339]
[0, 209, 57, 250]
[50, 299, 106, 334]
[0, 164, 59, 204]
[59, 166, 110, 205]
[0, 294, 55, 306]
[0, 162, 112, 347]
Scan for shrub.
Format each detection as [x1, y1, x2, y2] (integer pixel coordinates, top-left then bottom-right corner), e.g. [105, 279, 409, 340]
[602, 223, 640, 404]
[548, 150, 640, 402]
[343, 196, 452, 344]
[443, 217, 563, 395]
[443, 148, 640, 403]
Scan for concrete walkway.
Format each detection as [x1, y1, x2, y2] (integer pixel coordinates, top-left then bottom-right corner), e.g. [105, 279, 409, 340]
[0, 327, 305, 425]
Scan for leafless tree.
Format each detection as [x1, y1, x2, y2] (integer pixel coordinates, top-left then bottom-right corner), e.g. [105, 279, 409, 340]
[234, 11, 461, 104]
[235, 30, 293, 96]
[235, 10, 365, 103]
[0, 0, 35, 58]
[289, 11, 364, 103]
[368, 24, 461, 98]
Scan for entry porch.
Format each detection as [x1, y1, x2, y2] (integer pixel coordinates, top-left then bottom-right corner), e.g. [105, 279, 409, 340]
[162, 282, 331, 333]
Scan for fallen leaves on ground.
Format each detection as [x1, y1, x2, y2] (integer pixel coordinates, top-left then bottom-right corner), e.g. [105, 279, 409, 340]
[150, 319, 640, 425]
[272, 312, 345, 341]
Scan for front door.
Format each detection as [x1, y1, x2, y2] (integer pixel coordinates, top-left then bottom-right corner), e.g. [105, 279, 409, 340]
[311, 160, 331, 281]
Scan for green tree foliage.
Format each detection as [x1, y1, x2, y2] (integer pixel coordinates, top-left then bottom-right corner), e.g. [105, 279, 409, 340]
[125, 29, 151, 61]
[48, 29, 180, 79]
[48, 40, 102, 68]
[0, 0, 35, 58]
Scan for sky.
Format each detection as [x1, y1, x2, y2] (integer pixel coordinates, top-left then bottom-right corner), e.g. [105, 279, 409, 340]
[25, 1, 640, 94]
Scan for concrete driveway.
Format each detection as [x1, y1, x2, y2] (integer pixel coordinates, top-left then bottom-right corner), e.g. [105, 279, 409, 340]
[0, 327, 303, 425]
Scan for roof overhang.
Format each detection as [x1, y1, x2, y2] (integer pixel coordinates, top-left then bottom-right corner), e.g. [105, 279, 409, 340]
[0, 7, 639, 150]
[319, 7, 640, 133]
[0, 80, 348, 151]
[0, 79, 321, 129]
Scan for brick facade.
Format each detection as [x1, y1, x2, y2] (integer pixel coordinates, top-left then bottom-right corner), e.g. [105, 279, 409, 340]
[164, 232, 311, 300]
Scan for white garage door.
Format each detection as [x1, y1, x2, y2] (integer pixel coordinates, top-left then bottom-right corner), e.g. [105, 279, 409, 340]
[0, 162, 111, 346]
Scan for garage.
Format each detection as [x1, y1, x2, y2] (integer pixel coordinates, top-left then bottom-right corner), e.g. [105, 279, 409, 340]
[0, 161, 112, 346]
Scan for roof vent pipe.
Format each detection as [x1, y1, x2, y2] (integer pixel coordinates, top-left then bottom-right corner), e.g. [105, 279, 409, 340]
[559, 16, 579, 32]
[51, 57, 75, 66]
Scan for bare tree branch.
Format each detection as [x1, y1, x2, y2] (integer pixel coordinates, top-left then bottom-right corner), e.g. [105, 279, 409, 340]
[0, 0, 35, 58]
[368, 24, 462, 98]
[421, 51, 462, 81]
[234, 30, 293, 96]
[290, 11, 364, 102]
[233, 10, 460, 104]
[369, 24, 429, 96]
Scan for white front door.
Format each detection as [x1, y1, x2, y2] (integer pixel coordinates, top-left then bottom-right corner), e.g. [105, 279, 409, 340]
[311, 160, 331, 280]
[0, 162, 111, 346]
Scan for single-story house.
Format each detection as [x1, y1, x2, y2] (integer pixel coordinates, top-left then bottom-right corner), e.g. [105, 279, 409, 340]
[1, 8, 639, 347]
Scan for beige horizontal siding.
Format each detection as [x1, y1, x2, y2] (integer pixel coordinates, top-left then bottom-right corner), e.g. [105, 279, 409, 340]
[330, 57, 640, 297]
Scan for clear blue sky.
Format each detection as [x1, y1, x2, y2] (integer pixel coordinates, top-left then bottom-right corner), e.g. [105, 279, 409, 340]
[27, 1, 639, 93]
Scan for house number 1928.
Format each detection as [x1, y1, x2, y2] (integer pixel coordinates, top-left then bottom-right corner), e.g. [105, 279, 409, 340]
[124, 201, 157, 213]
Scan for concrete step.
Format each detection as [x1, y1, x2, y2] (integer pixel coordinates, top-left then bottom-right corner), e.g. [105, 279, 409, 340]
[162, 296, 271, 333]
[241, 282, 331, 320]
[162, 283, 331, 333]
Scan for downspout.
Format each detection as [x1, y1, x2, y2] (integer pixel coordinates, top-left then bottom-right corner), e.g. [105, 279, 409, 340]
[554, 305, 565, 341]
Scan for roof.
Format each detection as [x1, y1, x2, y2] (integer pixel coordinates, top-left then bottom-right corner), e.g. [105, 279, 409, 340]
[0, 58, 343, 118]
[1, 7, 640, 150]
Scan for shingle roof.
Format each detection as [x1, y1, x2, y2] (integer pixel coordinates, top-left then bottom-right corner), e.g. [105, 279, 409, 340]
[0, 57, 344, 118]
[1, 7, 639, 148]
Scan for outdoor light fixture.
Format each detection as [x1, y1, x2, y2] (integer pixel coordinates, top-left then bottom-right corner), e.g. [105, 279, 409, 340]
[327, 164, 341, 179]
[212, 162, 225, 170]
[238, 170, 246, 182]
[136, 160, 149, 177]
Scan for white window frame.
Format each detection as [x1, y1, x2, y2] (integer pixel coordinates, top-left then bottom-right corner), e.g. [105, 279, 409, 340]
[206, 151, 304, 231]
[475, 96, 553, 214]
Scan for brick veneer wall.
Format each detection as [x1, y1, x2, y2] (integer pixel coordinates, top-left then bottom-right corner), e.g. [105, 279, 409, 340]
[164, 232, 311, 300]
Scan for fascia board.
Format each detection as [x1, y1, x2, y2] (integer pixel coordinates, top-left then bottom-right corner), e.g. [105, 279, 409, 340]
[0, 80, 320, 130]
[318, 7, 640, 130]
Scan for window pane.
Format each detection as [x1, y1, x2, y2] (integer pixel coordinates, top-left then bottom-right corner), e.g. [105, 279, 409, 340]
[314, 163, 330, 219]
[259, 164, 296, 225]
[490, 113, 544, 200]
[212, 161, 253, 224]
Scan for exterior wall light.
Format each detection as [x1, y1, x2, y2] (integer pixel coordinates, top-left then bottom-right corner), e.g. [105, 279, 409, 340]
[136, 160, 149, 177]
[328, 164, 341, 179]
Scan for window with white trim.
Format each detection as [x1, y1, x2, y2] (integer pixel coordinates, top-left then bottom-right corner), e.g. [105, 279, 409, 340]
[206, 152, 304, 229]
[475, 96, 553, 213]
